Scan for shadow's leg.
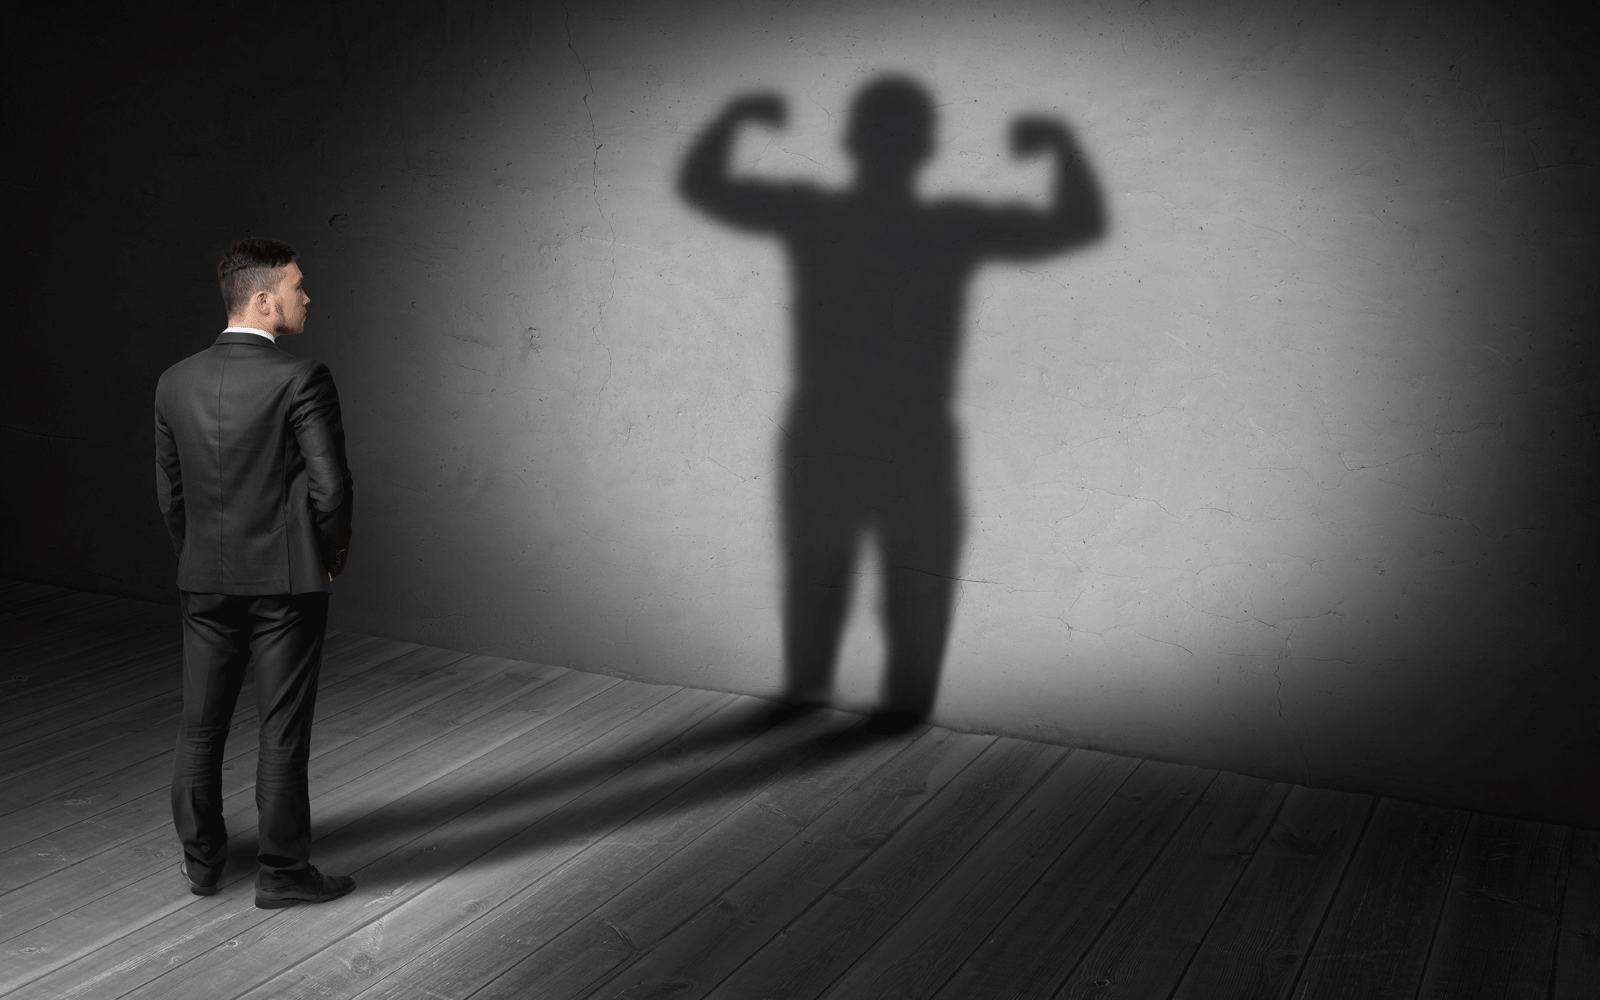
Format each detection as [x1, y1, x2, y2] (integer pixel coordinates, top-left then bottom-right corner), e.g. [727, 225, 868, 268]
[781, 441, 861, 705]
[879, 441, 963, 721]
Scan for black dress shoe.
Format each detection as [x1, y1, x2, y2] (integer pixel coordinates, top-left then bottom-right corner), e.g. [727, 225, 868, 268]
[183, 860, 220, 896]
[254, 866, 356, 909]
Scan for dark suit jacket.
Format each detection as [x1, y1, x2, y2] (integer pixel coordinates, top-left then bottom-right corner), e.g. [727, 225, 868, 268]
[154, 330, 354, 595]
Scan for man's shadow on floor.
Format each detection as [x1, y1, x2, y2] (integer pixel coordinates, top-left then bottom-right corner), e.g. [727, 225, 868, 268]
[225, 698, 904, 892]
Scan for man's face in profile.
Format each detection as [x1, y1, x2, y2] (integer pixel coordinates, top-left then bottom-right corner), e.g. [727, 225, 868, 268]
[271, 262, 310, 336]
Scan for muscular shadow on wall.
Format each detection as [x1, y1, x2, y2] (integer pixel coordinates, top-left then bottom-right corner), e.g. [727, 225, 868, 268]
[680, 76, 1107, 728]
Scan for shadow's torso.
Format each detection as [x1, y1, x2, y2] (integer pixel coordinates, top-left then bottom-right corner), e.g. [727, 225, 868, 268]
[782, 192, 982, 449]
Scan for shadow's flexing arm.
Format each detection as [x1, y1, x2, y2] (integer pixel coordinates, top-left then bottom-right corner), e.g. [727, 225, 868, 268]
[961, 116, 1107, 259]
[679, 93, 813, 231]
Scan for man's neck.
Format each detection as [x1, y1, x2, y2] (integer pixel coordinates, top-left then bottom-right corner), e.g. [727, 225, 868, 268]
[225, 323, 276, 342]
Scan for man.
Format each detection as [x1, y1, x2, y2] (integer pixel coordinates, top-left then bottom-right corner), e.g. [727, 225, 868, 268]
[154, 237, 356, 908]
[680, 78, 1103, 731]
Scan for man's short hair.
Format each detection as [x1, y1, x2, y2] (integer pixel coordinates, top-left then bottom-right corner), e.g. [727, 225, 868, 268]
[218, 237, 298, 315]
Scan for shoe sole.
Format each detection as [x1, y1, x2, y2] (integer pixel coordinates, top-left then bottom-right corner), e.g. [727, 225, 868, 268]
[254, 883, 355, 909]
[183, 863, 220, 897]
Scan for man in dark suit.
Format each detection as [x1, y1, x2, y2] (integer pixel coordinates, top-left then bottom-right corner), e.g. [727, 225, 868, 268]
[154, 237, 356, 908]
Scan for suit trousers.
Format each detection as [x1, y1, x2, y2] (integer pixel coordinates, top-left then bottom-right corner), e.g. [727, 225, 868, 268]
[172, 591, 328, 886]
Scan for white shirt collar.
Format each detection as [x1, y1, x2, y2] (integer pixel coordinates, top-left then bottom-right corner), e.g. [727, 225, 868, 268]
[224, 325, 276, 343]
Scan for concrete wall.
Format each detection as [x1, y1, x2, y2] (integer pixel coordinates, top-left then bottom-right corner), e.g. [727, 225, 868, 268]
[5, 0, 1597, 825]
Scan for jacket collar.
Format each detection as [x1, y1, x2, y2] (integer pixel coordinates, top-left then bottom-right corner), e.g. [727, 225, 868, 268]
[214, 330, 279, 348]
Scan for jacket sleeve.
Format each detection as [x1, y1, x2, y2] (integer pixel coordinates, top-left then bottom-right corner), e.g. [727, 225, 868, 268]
[153, 389, 185, 557]
[290, 361, 355, 574]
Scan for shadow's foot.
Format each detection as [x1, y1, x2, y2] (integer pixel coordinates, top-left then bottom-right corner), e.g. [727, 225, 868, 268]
[753, 699, 825, 727]
[865, 709, 924, 737]
[777, 685, 833, 710]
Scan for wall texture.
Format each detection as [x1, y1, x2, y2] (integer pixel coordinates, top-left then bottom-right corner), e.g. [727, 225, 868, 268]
[6, 0, 1597, 825]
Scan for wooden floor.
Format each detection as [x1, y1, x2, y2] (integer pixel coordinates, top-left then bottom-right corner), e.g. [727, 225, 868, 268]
[0, 581, 1595, 1000]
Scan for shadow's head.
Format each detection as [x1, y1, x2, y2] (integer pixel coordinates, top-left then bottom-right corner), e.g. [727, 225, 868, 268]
[846, 76, 934, 188]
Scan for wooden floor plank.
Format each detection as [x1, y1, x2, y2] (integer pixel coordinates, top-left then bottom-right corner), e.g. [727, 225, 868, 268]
[453, 715, 915, 1000]
[0, 646, 476, 930]
[0, 603, 136, 663]
[1051, 772, 1290, 1000]
[821, 748, 1139, 1000]
[0, 581, 64, 614]
[0, 663, 614, 998]
[0, 607, 176, 679]
[1168, 786, 1373, 1000]
[0, 622, 352, 719]
[0, 646, 181, 738]
[96, 686, 731, 1000]
[0, 591, 119, 636]
[703, 737, 1067, 1000]
[0, 605, 320, 710]
[0, 590, 167, 634]
[0, 637, 402, 865]
[1416, 814, 1567, 1000]
[0, 639, 445, 864]
[319, 704, 882, 1000]
[586, 728, 993, 1000]
[1293, 798, 1470, 1000]
[0, 635, 396, 848]
[0, 686, 186, 785]
[1554, 829, 1600, 1000]
[0, 595, 150, 652]
[928, 761, 1216, 1000]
